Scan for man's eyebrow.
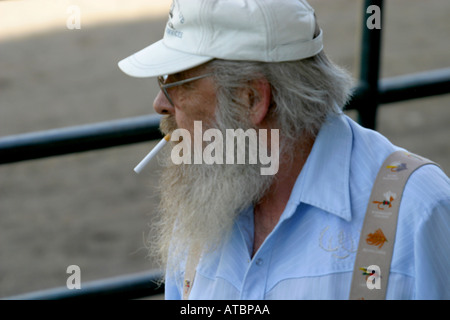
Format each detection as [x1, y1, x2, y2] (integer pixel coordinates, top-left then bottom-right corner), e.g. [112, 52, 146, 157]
[166, 72, 182, 82]
[173, 68, 207, 80]
[167, 72, 195, 84]
[172, 72, 184, 79]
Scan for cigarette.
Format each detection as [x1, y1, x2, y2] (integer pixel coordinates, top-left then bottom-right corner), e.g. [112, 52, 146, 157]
[134, 134, 171, 173]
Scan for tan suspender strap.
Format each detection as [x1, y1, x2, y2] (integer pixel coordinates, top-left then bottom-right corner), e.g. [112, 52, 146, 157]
[349, 150, 436, 300]
[182, 249, 201, 300]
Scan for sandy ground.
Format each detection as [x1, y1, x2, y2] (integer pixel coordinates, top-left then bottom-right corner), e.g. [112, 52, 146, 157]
[0, 0, 449, 298]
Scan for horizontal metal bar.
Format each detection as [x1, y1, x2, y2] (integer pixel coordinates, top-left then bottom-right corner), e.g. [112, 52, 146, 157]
[345, 68, 450, 111]
[0, 114, 162, 165]
[3, 270, 164, 300]
[379, 67, 450, 104]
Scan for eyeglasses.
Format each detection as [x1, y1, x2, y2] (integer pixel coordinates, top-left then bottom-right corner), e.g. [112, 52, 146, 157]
[157, 73, 213, 106]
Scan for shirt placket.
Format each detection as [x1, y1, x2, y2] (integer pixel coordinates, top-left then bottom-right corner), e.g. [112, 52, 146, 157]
[239, 243, 273, 300]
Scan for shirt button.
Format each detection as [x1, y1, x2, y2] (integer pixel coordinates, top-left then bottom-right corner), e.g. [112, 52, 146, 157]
[255, 258, 264, 266]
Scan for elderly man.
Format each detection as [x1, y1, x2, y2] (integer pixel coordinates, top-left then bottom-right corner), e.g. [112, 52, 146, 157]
[119, 0, 450, 300]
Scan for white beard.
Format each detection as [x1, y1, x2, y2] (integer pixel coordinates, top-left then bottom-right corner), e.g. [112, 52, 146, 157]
[149, 114, 275, 275]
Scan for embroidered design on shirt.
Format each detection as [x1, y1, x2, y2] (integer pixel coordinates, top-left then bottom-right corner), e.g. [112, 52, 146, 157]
[319, 226, 357, 259]
[372, 191, 396, 210]
[365, 228, 388, 249]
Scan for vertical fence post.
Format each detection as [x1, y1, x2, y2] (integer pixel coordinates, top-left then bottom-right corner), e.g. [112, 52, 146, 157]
[358, 0, 384, 130]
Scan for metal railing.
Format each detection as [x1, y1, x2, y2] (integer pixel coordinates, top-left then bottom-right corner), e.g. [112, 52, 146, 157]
[1, 0, 449, 299]
[4, 270, 164, 300]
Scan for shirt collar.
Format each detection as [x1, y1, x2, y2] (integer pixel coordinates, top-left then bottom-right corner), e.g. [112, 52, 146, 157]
[285, 114, 353, 222]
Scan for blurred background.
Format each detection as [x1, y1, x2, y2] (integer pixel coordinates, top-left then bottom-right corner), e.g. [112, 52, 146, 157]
[0, 0, 449, 298]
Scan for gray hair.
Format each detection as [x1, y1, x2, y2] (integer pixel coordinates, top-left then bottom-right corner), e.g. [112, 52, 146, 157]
[206, 51, 354, 142]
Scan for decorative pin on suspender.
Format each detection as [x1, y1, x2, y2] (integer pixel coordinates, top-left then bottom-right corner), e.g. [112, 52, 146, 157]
[182, 249, 201, 300]
[349, 151, 436, 300]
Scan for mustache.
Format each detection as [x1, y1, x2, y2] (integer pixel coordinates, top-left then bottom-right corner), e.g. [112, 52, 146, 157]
[160, 115, 178, 135]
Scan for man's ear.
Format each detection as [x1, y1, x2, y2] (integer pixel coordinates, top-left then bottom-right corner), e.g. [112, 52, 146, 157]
[247, 78, 272, 126]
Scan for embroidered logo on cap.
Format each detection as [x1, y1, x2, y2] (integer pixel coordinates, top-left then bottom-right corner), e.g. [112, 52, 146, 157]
[166, 0, 184, 38]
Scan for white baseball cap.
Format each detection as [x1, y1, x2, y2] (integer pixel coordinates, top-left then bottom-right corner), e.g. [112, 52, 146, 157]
[118, 0, 323, 78]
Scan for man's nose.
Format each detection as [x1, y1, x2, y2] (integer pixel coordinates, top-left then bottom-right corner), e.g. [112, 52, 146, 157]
[153, 91, 175, 115]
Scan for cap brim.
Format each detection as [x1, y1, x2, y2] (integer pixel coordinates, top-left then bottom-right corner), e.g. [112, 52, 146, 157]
[118, 39, 214, 78]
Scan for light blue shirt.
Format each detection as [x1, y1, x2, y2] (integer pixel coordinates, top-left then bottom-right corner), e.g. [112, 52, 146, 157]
[165, 114, 450, 300]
